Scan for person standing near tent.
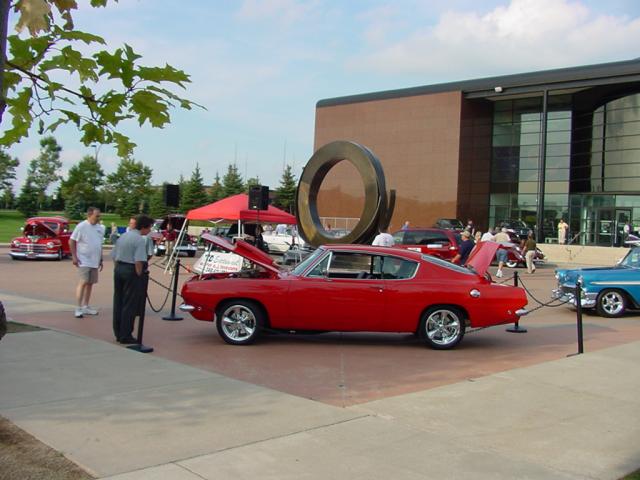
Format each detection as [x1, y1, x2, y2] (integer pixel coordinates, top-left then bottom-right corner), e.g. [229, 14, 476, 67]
[163, 221, 177, 264]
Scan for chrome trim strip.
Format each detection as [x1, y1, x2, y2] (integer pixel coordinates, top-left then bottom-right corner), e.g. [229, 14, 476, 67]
[591, 281, 640, 286]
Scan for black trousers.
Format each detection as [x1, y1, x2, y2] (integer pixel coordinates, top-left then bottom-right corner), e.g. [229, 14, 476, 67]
[113, 262, 143, 341]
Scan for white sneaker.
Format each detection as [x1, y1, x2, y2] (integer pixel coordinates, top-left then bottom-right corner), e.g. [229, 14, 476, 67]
[74, 308, 84, 318]
[82, 306, 98, 315]
[496, 270, 503, 278]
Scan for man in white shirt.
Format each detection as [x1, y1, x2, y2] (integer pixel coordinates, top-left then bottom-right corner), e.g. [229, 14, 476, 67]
[481, 228, 496, 242]
[70, 207, 105, 318]
[372, 228, 395, 247]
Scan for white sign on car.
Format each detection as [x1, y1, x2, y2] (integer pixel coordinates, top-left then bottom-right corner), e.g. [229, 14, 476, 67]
[192, 251, 244, 274]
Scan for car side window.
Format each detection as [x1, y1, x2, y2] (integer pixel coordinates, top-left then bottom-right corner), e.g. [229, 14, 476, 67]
[392, 231, 404, 244]
[382, 256, 418, 279]
[326, 252, 377, 279]
[307, 253, 330, 277]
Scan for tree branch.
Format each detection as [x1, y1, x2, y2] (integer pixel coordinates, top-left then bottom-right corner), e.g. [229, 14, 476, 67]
[6, 60, 98, 104]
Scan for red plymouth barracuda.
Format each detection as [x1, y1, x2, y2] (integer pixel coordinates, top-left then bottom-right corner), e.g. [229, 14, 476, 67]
[180, 235, 529, 349]
[9, 217, 74, 261]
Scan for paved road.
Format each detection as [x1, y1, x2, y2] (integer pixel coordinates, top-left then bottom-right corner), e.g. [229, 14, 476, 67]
[2, 246, 640, 406]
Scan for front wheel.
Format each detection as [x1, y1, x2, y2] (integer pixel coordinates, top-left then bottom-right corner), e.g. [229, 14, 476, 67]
[216, 300, 264, 345]
[596, 289, 627, 317]
[420, 306, 465, 349]
[505, 259, 520, 268]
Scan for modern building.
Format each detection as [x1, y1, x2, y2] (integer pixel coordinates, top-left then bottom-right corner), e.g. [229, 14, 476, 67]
[313, 59, 640, 246]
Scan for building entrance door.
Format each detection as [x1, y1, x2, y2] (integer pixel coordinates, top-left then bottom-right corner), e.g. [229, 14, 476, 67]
[614, 209, 632, 246]
[596, 209, 613, 246]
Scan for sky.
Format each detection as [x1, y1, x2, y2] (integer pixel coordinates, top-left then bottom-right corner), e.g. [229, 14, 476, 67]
[5, 0, 640, 192]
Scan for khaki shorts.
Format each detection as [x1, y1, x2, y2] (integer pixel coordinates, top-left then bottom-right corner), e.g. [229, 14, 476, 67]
[78, 267, 99, 284]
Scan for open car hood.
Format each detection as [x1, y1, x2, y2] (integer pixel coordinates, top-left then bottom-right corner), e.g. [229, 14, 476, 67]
[465, 241, 501, 276]
[201, 233, 281, 274]
[23, 221, 57, 237]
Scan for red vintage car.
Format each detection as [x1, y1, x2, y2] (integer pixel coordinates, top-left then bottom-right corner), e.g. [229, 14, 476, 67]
[9, 216, 74, 261]
[392, 227, 460, 261]
[180, 235, 529, 349]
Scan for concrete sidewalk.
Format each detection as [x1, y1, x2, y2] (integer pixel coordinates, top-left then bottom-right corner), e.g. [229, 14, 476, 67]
[1, 329, 639, 480]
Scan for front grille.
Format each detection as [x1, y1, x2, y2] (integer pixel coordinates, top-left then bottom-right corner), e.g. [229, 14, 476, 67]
[16, 244, 49, 253]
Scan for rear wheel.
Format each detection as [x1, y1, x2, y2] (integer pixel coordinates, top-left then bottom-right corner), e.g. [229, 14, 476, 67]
[216, 300, 264, 345]
[596, 289, 627, 317]
[506, 259, 520, 268]
[420, 306, 465, 349]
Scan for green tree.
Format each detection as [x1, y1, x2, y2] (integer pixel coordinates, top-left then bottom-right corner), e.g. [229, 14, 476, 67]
[275, 164, 297, 213]
[60, 154, 104, 207]
[0, 149, 19, 194]
[63, 191, 84, 219]
[209, 172, 224, 203]
[1, 187, 15, 209]
[222, 164, 244, 197]
[245, 176, 260, 193]
[181, 164, 209, 212]
[148, 184, 168, 218]
[104, 158, 152, 217]
[16, 176, 38, 217]
[27, 135, 62, 208]
[0, 1, 199, 158]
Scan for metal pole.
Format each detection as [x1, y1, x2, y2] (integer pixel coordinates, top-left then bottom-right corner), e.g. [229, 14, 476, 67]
[506, 270, 527, 333]
[162, 258, 183, 321]
[536, 89, 549, 242]
[575, 279, 584, 354]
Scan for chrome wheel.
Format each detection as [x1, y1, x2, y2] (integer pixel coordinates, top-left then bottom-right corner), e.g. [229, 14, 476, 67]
[597, 289, 626, 318]
[421, 307, 465, 349]
[506, 260, 519, 268]
[216, 301, 264, 345]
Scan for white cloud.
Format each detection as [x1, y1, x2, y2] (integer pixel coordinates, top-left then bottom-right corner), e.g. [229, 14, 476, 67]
[352, 0, 640, 78]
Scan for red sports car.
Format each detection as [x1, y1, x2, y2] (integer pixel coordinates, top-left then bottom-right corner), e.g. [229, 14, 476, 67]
[9, 216, 74, 260]
[180, 235, 529, 349]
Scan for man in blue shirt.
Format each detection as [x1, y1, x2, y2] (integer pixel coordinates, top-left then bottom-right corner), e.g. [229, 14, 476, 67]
[452, 230, 474, 265]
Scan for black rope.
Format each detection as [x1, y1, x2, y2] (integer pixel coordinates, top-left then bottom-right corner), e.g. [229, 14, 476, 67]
[517, 276, 572, 311]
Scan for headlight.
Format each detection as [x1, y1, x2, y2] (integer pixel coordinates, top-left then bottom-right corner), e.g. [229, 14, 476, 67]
[554, 273, 559, 280]
[46, 242, 56, 249]
[12, 240, 20, 247]
[577, 275, 584, 286]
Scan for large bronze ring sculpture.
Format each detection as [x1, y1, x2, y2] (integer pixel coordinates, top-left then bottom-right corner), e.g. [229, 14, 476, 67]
[296, 141, 395, 246]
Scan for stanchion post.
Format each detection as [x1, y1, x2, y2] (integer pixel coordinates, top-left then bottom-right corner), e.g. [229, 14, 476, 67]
[575, 279, 584, 354]
[506, 270, 527, 333]
[162, 258, 183, 321]
[127, 271, 153, 353]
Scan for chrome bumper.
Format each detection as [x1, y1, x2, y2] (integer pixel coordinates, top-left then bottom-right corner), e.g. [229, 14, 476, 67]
[552, 287, 597, 308]
[179, 303, 196, 312]
[9, 252, 59, 259]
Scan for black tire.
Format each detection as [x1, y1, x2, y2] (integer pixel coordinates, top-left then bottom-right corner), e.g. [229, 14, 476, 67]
[216, 300, 264, 345]
[57, 248, 63, 261]
[596, 289, 627, 318]
[419, 306, 466, 350]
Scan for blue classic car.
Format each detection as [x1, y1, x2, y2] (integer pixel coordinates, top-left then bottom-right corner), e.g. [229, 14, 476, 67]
[552, 246, 640, 317]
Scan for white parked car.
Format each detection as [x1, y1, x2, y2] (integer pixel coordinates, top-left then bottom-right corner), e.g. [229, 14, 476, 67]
[262, 227, 306, 253]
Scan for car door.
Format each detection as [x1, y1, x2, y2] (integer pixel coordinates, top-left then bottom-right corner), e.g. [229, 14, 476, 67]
[287, 251, 385, 331]
[377, 255, 423, 332]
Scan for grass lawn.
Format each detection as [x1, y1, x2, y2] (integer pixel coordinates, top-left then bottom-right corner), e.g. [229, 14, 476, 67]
[0, 210, 131, 243]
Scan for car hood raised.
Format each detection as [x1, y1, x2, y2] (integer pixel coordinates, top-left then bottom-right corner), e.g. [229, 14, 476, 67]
[466, 241, 501, 276]
[201, 233, 281, 274]
[23, 221, 58, 237]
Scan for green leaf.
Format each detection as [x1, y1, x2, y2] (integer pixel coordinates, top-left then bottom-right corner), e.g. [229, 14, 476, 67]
[60, 109, 81, 125]
[46, 117, 70, 132]
[0, 88, 33, 145]
[95, 92, 126, 124]
[130, 90, 170, 127]
[57, 29, 105, 45]
[136, 64, 190, 87]
[112, 132, 136, 158]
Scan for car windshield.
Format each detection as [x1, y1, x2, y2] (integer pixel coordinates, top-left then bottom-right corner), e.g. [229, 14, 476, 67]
[421, 254, 475, 275]
[620, 247, 640, 268]
[291, 247, 324, 275]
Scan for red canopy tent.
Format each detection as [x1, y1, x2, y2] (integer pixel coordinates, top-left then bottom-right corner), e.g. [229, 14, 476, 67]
[186, 194, 296, 224]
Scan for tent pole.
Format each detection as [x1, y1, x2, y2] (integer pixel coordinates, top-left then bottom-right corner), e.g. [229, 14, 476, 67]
[165, 220, 188, 275]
